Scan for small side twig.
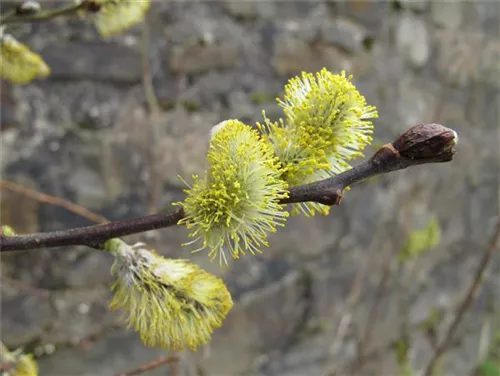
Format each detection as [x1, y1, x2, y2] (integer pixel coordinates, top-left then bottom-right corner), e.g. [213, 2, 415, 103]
[113, 355, 178, 376]
[354, 261, 393, 371]
[141, 13, 160, 115]
[423, 219, 500, 376]
[0, 1, 84, 25]
[325, 211, 391, 375]
[0, 180, 108, 224]
[140, 12, 162, 215]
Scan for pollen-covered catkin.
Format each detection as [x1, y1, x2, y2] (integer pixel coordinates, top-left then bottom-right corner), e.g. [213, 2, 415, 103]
[178, 119, 289, 265]
[106, 239, 233, 351]
[258, 68, 378, 216]
[93, 0, 151, 37]
[0, 342, 38, 376]
[0, 34, 50, 84]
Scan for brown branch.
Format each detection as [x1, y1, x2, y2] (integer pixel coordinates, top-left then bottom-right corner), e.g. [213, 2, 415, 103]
[423, 219, 500, 376]
[140, 11, 162, 215]
[0, 180, 108, 224]
[0, 1, 100, 24]
[113, 355, 178, 376]
[0, 123, 458, 253]
[0, 207, 185, 251]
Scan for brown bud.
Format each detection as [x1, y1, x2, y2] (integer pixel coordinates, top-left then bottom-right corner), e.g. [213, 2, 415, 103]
[392, 123, 458, 163]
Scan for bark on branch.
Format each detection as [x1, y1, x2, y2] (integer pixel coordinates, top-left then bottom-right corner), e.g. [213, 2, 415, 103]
[0, 123, 458, 253]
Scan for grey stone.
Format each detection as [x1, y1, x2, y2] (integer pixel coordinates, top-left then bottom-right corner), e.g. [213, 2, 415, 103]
[401, 0, 429, 13]
[1, 292, 52, 348]
[67, 167, 107, 209]
[397, 75, 438, 129]
[223, 1, 278, 21]
[37, 330, 169, 376]
[170, 41, 240, 75]
[478, 37, 500, 88]
[153, 109, 220, 188]
[64, 251, 114, 289]
[0, 83, 19, 132]
[250, 335, 332, 376]
[467, 1, 500, 37]
[44, 288, 117, 345]
[199, 269, 308, 375]
[42, 42, 142, 83]
[396, 13, 430, 67]
[337, 0, 392, 33]
[430, 1, 463, 30]
[434, 29, 473, 86]
[321, 18, 368, 53]
[267, 209, 351, 260]
[272, 34, 350, 76]
[2, 1, 499, 375]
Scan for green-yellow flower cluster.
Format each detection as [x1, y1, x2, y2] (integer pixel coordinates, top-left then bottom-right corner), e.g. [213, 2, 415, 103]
[94, 0, 151, 36]
[0, 343, 38, 376]
[178, 119, 289, 265]
[178, 69, 377, 263]
[106, 239, 233, 351]
[259, 68, 378, 215]
[0, 34, 50, 84]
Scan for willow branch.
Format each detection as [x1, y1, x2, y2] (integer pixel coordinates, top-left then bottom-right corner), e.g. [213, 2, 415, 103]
[0, 1, 99, 25]
[0, 123, 458, 253]
[0, 0, 105, 26]
[0, 180, 108, 224]
[113, 355, 178, 376]
[423, 219, 500, 376]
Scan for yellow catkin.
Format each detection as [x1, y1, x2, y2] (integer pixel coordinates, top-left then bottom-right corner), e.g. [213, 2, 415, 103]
[0, 343, 39, 376]
[259, 68, 378, 216]
[106, 239, 233, 351]
[0, 35, 50, 84]
[94, 0, 151, 37]
[178, 119, 289, 266]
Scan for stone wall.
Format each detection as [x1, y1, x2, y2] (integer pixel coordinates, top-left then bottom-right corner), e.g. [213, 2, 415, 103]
[1, 1, 499, 375]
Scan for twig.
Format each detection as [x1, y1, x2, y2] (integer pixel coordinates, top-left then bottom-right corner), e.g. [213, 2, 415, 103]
[357, 261, 392, 362]
[140, 12, 162, 215]
[113, 355, 178, 376]
[0, 207, 184, 251]
[141, 13, 160, 115]
[0, 123, 458, 253]
[422, 219, 500, 376]
[324, 217, 389, 375]
[0, 180, 108, 224]
[0, 1, 96, 24]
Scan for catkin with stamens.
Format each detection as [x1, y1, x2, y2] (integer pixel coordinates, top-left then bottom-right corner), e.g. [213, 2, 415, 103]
[106, 239, 233, 351]
[178, 119, 289, 265]
[258, 68, 378, 216]
[93, 0, 151, 37]
[0, 34, 49, 84]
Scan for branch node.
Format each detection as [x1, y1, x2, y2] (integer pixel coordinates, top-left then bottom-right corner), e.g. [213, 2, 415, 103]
[317, 189, 344, 206]
[370, 143, 400, 167]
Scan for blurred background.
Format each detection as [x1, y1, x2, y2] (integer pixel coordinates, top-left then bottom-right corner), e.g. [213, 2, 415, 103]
[1, 1, 499, 375]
